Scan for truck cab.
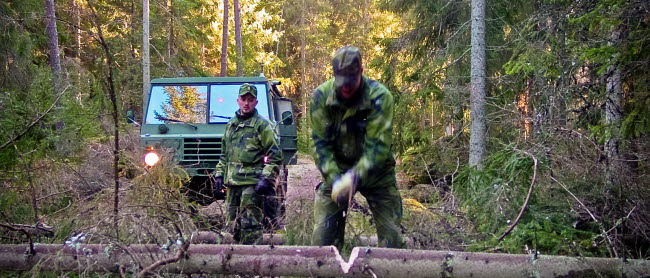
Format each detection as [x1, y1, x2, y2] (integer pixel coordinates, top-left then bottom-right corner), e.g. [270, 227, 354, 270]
[138, 76, 297, 212]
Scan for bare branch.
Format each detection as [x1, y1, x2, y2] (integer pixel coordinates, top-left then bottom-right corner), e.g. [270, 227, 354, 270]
[137, 239, 190, 276]
[498, 150, 538, 242]
[0, 223, 53, 238]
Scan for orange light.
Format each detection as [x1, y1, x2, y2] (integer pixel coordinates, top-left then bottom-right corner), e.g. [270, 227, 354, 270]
[144, 152, 160, 166]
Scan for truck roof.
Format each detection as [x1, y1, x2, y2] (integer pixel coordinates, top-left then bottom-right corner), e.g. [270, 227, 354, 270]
[151, 76, 269, 84]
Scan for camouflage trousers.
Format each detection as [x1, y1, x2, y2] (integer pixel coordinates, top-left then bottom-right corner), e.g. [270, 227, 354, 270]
[311, 172, 405, 249]
[226, 185, 263, 244]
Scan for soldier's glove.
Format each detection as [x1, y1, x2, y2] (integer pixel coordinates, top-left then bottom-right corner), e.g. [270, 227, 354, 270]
[331, 170, 358, 208]
[255, 178, 274, 195]
[212, 176, 225, 199]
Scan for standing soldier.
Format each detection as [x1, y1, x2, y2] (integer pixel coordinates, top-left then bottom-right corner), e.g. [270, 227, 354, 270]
[213, 83, 283, 244]
[310, 46, 405, 249]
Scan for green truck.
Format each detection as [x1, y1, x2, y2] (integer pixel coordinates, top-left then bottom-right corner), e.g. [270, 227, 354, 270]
[134, 76, 297, 216]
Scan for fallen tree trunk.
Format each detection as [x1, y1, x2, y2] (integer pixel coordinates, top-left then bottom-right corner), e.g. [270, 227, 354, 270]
[189, 232, 413, 247]
[190, 231, 285, 245]
[0, 244, 648, 277]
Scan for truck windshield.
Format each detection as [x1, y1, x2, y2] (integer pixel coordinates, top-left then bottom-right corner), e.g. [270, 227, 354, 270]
[145, 83, 270, 125]
[208, 83, 269, 123]
[145, 85, 208, 124]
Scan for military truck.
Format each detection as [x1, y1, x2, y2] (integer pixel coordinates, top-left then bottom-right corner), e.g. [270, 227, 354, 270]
[133, 76, 297, 224]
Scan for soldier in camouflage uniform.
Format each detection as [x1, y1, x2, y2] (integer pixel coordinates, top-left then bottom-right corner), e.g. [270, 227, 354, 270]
[309, 46, 405, 249]
[214, 83, 283, 244]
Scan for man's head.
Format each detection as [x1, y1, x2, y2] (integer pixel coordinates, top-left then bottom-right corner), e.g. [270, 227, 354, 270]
[332, 46, 363, 100]
[237, 83, 258, 115]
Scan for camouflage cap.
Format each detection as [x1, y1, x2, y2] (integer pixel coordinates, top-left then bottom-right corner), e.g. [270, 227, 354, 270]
[239, 83, 258, 98]
[332, 46, 362, 89]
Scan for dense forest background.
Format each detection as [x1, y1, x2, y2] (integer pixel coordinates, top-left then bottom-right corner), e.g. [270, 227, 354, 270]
[1, 0, 649, 263]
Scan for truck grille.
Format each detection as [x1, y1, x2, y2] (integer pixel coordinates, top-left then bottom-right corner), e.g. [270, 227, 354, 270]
[180, 138, 222, 174]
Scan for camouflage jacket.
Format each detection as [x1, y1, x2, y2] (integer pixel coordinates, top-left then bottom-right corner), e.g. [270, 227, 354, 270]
[215, 109, 282, 186]
[309, 75, 396, 187]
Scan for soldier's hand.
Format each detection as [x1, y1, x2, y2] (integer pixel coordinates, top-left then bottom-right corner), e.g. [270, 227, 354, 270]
[331, 170, 358, 208]
[255, 178, 273, 195]
[212, 176, 225, 198]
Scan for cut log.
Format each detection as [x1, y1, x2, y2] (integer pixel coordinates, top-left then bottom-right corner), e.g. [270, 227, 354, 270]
[190, 231, 285, 245]
[0, 244, 648, 277]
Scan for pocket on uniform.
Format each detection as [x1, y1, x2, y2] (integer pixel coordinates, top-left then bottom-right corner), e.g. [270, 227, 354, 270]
[239, 132, 261, 164]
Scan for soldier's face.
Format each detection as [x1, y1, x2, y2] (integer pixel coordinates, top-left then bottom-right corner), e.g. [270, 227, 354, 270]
[237, 94, 258, 114]
[336, 69, 363, 100]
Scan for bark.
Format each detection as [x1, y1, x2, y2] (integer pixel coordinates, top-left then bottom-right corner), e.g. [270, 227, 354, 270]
[189, 232, 407, 247]
[604, 27, 625, 198]
[72, 0, 80, 60]
[300, 0, 307, 116]
[234, 0, 242, 76]
[0, 244, 648, 277]
[143, 0, 151, 111]
[130, 0, 137, 59]
[519, 78, 532, 139]
[166, 0, 175, 60]
[190, 231, 285, 245]
[220, 0, 229, 77]
[45, 0, 62, 94]
[469, 0, 487, 169]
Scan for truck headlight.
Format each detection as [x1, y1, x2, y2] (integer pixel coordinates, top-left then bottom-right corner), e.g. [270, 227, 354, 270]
[144, 152, 160, 167]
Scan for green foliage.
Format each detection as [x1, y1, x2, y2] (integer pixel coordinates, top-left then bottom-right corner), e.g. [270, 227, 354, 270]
[296, 115, 313, 155]
[468, 216, 606, 256]
[0, 191, 33, 225]
[399, 141, 461, 185]
[282, 199, 314, 246]
[504, 47, 560, 78]
[455, 145, 537, 233]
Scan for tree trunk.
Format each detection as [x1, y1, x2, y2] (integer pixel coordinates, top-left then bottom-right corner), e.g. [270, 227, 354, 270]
[234, 0, 242, 76]
[143, 0, 151, 112]
[300, 0, 307, 116]
[604, 26, 626, 221]
[469, 0, 487, 169]
[129, 0, 136, 59]
[518, 78, 532, 140]
[45, 0, 62, 94]
[167, 0, 175, 61]
[220, 0, 229, 77]
[0, 244, 648, 277]
[72, 0, 80, 60]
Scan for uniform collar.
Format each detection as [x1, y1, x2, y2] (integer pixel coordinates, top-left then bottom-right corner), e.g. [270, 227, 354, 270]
[325, 75, 371, 109]
[235, 109, 258, 121]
